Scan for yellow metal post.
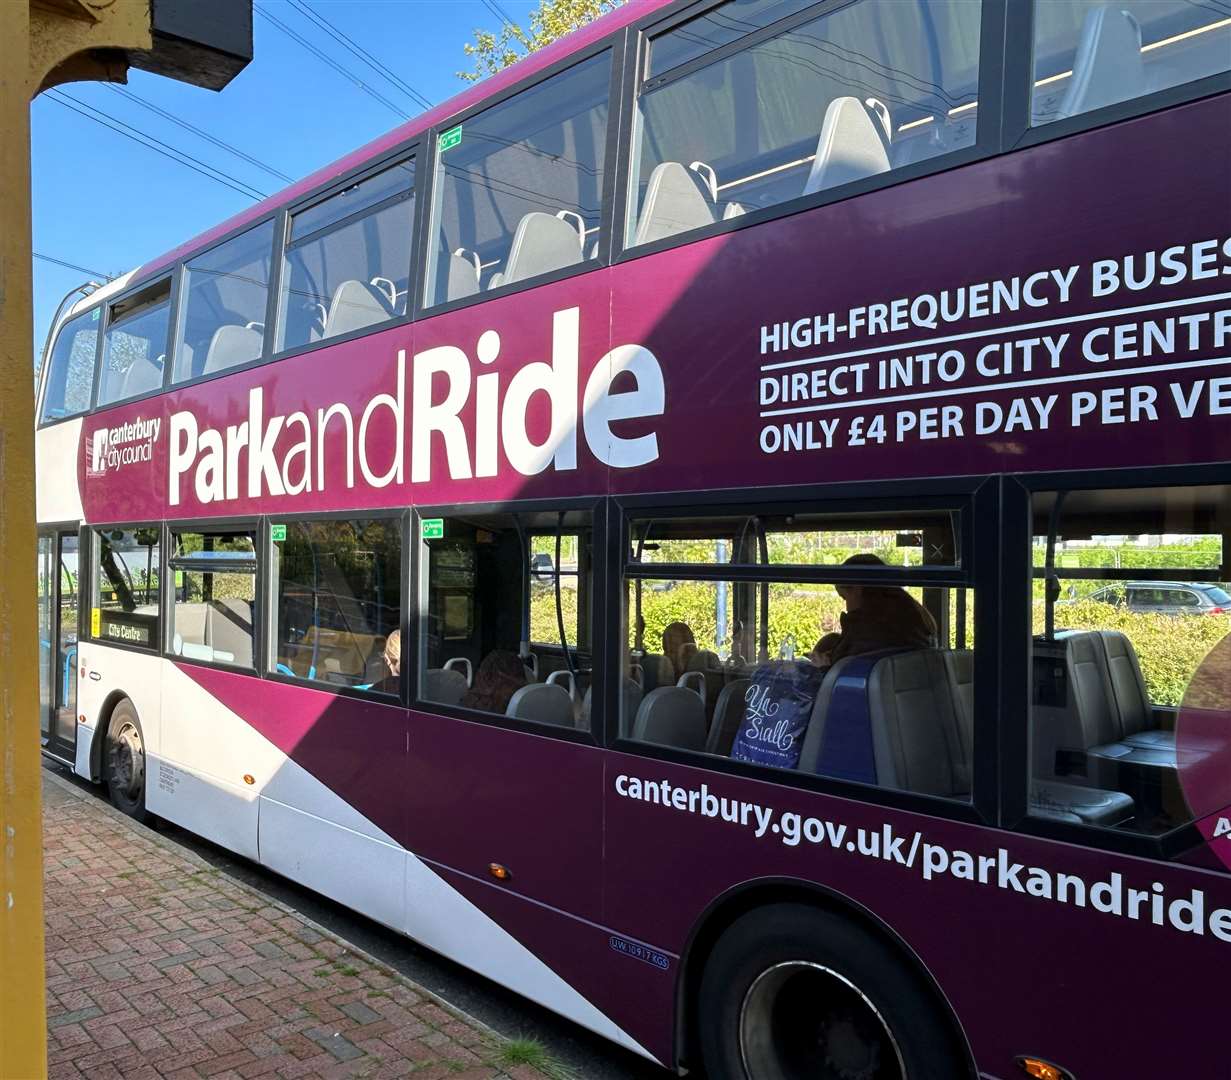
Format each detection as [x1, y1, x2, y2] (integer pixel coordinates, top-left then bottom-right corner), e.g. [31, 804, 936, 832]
[2, 3, 250, 1072]
[0, 2, 47, 1073]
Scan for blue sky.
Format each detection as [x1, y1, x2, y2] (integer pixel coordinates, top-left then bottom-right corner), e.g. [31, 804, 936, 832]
[30, 0, 544, 357]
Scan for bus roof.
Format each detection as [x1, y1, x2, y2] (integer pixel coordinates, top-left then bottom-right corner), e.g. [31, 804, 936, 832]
[113, 0, 665, 297]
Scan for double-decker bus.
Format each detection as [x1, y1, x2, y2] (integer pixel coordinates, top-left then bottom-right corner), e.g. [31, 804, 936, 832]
[35, 1, 1231, 1076]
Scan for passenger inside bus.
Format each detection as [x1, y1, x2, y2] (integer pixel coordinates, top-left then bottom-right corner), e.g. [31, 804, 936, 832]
[811, 554, 938, 667]
[662, 621, 696, 680]
[372, 629, 400, 694]
[460, 650, 529, 714]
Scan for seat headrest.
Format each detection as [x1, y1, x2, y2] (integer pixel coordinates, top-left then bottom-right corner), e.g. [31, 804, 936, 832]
[803, 96, 891, 196]
[632, 686, 706, 750]
[506, 682, 574, 726]
[203, 324, 262, 374]
[1057, 5, 1145, 120]
[634, 161, 717, 246]
[503, 212, 583, 286]
[325, 280, 395, 339]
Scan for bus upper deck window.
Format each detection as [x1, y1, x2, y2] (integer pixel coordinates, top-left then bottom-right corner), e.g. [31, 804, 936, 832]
[173, 220, 275, 385]
[425, 51, 612, 307]
[96, 279, 172, 408]
[277, 159, 416, 352]
[1030, 1, 1231, 125]
[629, 0, 982, 247]
[39, 307, 99, 422]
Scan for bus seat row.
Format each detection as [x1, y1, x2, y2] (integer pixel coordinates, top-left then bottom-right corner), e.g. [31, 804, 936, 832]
[171, 598, 253, 667]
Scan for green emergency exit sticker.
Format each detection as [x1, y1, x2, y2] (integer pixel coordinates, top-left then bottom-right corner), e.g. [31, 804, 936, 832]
[438, 125, 463, 152]
[271, 524, 287, 542]
[421, 518, 444, 540]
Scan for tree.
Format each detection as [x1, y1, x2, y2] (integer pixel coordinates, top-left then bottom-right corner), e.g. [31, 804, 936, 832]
[459, 0, 625, 82]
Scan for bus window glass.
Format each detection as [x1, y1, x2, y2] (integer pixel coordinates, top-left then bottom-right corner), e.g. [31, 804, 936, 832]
[625, 511, 975, 804]
[419, 511, 592, 725]
[426, 52, 611, 305]
[96, 281, 171, 407]
[647, 0, 805, 77]
[278, 160, 416, 351]
[174, 220, 274, 384]
[631, 510, 960, 567]
[39, 308, 99, 422]
[1031, 0, 1231, 125]
[529, 533, 581, 647]
[629, 0, 981, 247]
[271, 519, 402, 693]
[170, 530, 258, 669]
[1029, 484, 1229, 835]
[92, 528, 161, 650]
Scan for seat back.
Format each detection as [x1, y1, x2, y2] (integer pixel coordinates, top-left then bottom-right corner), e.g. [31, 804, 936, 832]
[445, 251, 480, 301]
[634, 161, 717, 245]
[502, 212, 583, 286]
[424, 667, 468, 706]
[506, 682, 574, 726]
[203, 324, 262, 374]
[708, 677, 750, 756]
[205, 598, 253, 667]
[639, 653, 675, 693]
[121, 353, 163, 399]
[944, 649, 975, 781]
[1098, 630, 1152, 737]
[325, 280, 394, 339]
[803, 96, 891, 195]
[579, 677, 643, 732]
[1057, 5, 1146, 120]
[633, 686, 706, 750]
[1063, 630, 1122, 748]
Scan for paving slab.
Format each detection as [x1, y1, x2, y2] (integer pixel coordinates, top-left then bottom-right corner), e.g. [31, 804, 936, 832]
[42, 770, 553, 1080]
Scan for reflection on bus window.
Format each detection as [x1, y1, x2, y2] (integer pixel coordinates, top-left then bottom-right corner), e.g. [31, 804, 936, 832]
[92, 528, 161, 650]
[96, 281, 171, 407]
[624, 510, 975, 803]
[173, 221, 274, 384]
[419, 511, 592, 728]
[271, 519, 402, 693]
[426, 52, 611, 305]
[169, 530, 257, 668]
[1031, 0, 1231, 125]
[629, 0, 982, 247]
[1030, 484, 1230, 835]
[278, 160, 416, 351]
[40, 308, 99, 422]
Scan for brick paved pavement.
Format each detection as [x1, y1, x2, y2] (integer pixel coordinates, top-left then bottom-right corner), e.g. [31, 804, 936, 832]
[41, 770, 554, 1080]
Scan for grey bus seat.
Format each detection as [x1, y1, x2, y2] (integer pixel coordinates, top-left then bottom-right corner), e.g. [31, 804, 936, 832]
[121, 353, 163, 399]
[506, 682, 573, 727]
[324, 280, 394, 339]
[633, 686, 706, 751]
[486, 271, 505, 291]
[803, 96, 891, 196]
[634, 161, 717, 245]
[639, 653, 675, 693]
[1099, 630, 1173, 750]
[579, 677, 643, 732]
[708, 677, 751, 756]
[424, 667, 468, 706]
[445, 251, 480, 301]
[1030, 778, 1133, 826]
[1057, 5, 1146, 120]
[173, 599, 253, 667]
[203, 324, 262, 374]
[502, 212, 583, 286]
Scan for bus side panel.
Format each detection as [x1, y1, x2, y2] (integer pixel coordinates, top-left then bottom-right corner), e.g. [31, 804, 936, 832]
[601, 751, 1231, 1079]
[35, 418, 84, 525]
[76, 642, 162, 783]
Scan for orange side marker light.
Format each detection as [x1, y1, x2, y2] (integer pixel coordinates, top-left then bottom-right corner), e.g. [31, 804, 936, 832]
[488, 863, 511, 881]
[1017, 1057, 1066, 1080]
[243, 774, 255, 786]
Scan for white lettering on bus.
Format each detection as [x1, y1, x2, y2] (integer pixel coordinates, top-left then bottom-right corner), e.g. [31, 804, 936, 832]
[168, 307, 665, 506]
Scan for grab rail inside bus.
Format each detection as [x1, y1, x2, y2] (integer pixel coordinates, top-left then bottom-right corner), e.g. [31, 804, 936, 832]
[1043, 490, 1068, 641]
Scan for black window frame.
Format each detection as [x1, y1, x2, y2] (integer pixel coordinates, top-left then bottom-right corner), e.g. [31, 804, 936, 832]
[91, 273, 177, 411]
[1004, 461, 1230, 863]
[270, 147, 422, 363]
[412, 36, 628, 320]
[410, 499, 605, 743]
[607, 476, 999, 828]
[87, 523, 165, 656]
[264, 508, 408, 705]
[165, 518, 264, 677]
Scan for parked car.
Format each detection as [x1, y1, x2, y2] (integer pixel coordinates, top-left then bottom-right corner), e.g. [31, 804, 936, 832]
[529, 552, 554, 578]
[1070, 581, 1231, 615]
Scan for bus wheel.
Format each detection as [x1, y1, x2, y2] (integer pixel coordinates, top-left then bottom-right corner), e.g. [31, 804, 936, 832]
[698, 903, 964, 1080]
[105, 700, 148, 822]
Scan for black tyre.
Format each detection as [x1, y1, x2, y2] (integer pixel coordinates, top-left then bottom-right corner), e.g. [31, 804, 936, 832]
[698, 903, 966, 1080]
[105, 699, 148, 822]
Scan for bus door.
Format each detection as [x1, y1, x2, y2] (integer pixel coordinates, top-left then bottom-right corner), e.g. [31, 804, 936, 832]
[38, 529, 79, 762]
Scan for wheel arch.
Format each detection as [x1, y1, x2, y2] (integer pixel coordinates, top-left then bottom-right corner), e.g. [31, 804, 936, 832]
[88, 689, 134, 782]
[673, 876, 975, 1077]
